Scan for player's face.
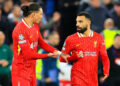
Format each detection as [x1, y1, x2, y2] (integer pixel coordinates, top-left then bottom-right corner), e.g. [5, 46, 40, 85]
[90, 0, 101, 8]
[33, 8, 43, 24]
[114, 36, 120, 49]
[114, 5, 120, 15]
[49, 33, 60, 46]
[53, 34, 60, 46]
[76, 16, 89, 33]
[14, 6, 21, 17]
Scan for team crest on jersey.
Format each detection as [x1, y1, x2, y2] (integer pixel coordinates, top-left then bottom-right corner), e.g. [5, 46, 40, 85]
[94, 41, 97, 47]
[19, 34, 24, 40]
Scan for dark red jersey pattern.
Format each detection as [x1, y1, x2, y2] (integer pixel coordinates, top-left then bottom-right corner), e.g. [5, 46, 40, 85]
[11, 19, 56, 86]
[59, 31, 110, 86]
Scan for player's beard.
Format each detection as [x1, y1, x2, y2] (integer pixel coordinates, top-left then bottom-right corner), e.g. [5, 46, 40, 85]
[77, 26, 87, 34]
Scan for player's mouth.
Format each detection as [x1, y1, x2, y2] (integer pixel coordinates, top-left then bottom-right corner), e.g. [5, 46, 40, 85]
[77, 27, 82, 30]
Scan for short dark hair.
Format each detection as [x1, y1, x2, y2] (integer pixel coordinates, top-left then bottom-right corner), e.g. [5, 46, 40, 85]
[21, 2, 41, 17]
[77, 12, 92, 21]
[115, 34, 120, 38]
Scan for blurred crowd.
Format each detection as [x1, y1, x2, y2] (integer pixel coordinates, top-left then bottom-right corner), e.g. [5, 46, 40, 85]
[0, 0, 120, 86]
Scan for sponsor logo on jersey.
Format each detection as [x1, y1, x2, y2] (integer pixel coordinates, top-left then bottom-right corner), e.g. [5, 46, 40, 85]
[18, 40, 26, 44]
[77, 51, 97, 57]
[84, 52, 97, 56]
[94, 41, 97, 47]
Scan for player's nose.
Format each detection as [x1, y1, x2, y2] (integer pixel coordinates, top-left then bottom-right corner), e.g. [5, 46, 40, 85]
[76, 22, 79, 26]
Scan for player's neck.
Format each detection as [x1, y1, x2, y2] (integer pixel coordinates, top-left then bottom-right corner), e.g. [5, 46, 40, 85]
[83, 27, 91, 37]
[113, 44, 120, 50]
[24, 17, 34, 27]
[49, 40, 54, 46]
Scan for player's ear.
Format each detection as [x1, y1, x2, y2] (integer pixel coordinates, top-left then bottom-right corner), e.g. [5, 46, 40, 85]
[31, 12, 35, 17]
[88, 20, 91, 25]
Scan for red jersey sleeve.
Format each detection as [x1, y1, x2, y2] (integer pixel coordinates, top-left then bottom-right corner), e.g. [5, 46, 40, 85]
[59, 37, 78, 62]
[61, 37, 72, 54]
[99, 35, 110, 76]
[37, 26, 57, 53]
[59, 52, 80, 62]
[13, 28, 48, 60]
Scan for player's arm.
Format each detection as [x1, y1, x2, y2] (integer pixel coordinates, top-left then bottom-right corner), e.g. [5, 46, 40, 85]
[13, 31, 50, 60]
[99, 35, 110, 76]
[59, 37, 79, 62]
[37, 27, 57, 53]
[59, 37, 71, 62]
[60, 52, 80, 62]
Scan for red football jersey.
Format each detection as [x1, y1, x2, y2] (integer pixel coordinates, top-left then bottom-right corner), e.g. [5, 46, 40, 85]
[59, 31, 110, 86]
[11, 19, 56, 80]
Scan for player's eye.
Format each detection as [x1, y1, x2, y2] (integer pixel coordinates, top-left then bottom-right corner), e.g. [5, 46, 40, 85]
[79, 20, 83, 23]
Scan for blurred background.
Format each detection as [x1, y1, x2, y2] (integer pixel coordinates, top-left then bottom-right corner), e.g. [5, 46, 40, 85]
[0, 0, 120, 86]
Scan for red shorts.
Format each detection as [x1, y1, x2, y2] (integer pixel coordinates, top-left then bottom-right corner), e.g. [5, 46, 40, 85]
[12, 75, 36, 86]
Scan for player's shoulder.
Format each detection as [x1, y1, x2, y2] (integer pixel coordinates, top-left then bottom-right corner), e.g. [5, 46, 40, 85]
[13, 22, 24, 32]
[34, 23, 39, 27]
[12, 21, 27, 36]
[34, 23, 39, 29]
[66, 33, 77, 41]
[93, 32, 103, 38]
[93, 32, 104, 42]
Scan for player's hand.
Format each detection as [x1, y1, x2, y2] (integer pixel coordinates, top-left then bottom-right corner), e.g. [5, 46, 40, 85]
[76, 51, 83, 58]
[60, 53, 70, 62]
[48, 53, 58, 58]
[48, 51, 62, 58]
[100, 74, 108, 83]
[53, 50, 62, 56]
[48, 50, 61, 58]
[0, 60, 9, 67]
[53, 12, 61, 22]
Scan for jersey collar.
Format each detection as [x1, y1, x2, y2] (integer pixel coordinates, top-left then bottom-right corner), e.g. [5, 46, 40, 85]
[77, 30, 93, 38]
[22, 19, 33, 28]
